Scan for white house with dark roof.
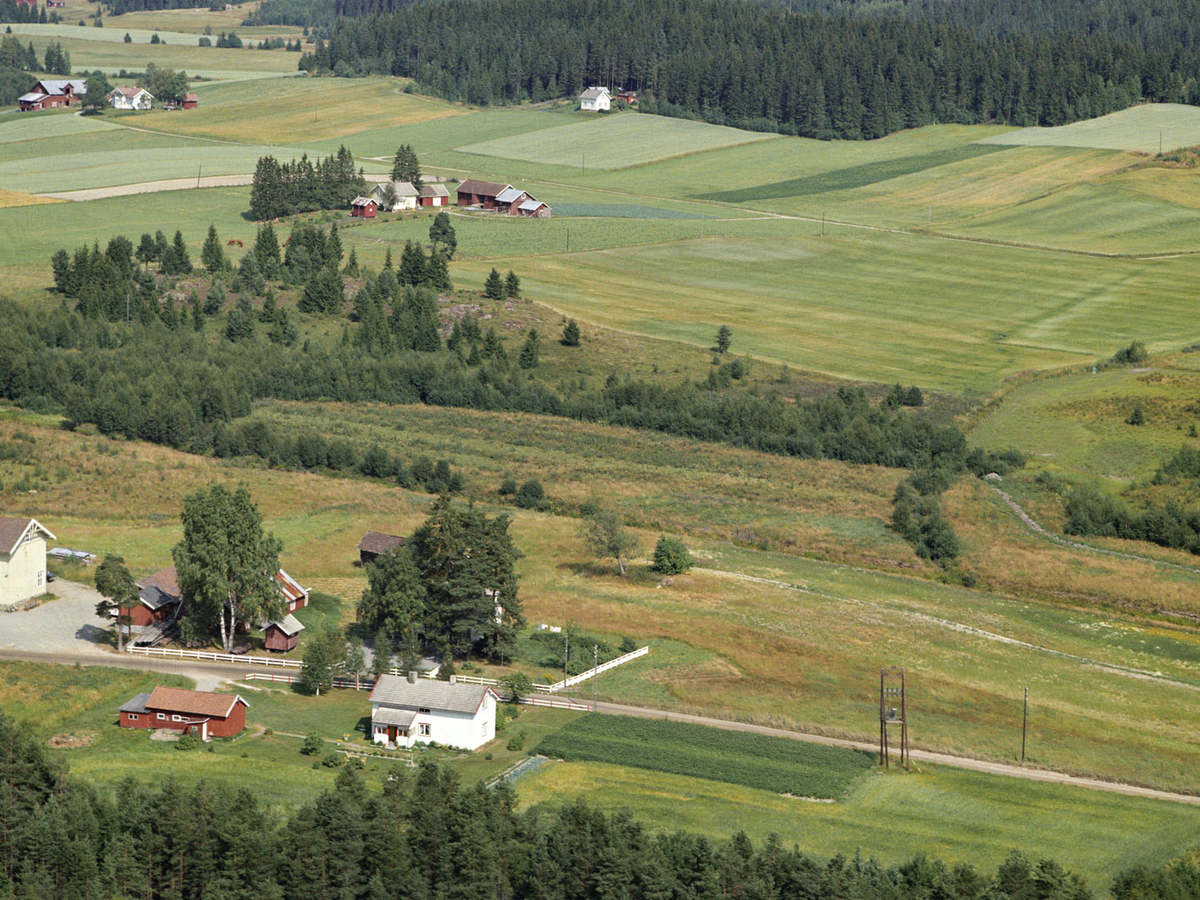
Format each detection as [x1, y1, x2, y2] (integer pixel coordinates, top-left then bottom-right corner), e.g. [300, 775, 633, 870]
[369, 672, 499, 750]
[0, 517, 55, 605]
[370, 180, 420, 211]
[579, 86, 611, 111]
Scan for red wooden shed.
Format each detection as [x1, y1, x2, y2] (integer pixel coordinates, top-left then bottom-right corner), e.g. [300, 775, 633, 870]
[351, 196, 378, 218]
[119, 686, 248, 740]
[263, 613, 304, 652]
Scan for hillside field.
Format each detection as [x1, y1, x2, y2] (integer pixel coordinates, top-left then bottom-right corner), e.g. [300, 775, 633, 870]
[979, 103, 1200, 153]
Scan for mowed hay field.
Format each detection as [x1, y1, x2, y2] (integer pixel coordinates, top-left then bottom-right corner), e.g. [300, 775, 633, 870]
[454, 230, 1200, 393]
[133, 77, 468, 143]
[979, 103, 1200, 153]
[519, 761, 1200, 891]
[456, 112, 778, 169]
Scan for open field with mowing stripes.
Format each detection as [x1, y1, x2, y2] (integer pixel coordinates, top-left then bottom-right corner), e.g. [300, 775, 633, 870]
[979, 103, 1200, 153]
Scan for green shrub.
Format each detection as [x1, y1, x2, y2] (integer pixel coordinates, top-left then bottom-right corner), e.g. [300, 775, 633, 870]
[514, 479, 544, 509]
[302, 732, 324, 755]
[175, 732, 199, 751]
[321, 751, 344, 768]
[506, 731, 525, 752]
[652, 535, 694, 574]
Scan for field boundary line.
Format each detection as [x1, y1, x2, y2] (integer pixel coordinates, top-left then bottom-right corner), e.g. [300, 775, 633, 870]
[696, 567, 1200, 692]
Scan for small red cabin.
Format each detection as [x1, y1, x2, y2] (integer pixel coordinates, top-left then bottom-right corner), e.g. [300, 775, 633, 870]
[276, 568, 309, 612]
[419, 184, 450, 207]
[123, 565, 182, 628]
[351, 196, 378, 218]
[181, 93, 198, 109]
[119, 686, 248, 740]
[263, 613, 304, 652]
[357, 530, 406, 565]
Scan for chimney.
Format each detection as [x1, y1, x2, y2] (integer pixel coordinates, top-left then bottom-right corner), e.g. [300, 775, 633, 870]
[449, 674, 457, 684]
[407, 671, 417, 684]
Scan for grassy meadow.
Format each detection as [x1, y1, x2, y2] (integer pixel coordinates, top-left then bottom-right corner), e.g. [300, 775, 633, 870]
[517, 760, 1200, 891]
[978, 103, 1200, 153]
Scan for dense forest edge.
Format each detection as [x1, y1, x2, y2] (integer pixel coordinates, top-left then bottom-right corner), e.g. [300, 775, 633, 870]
[295, 0, 1199, 140]
[2, 711, 1198, 900]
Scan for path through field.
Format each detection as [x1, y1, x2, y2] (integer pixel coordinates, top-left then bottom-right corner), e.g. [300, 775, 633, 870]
[42, 174, 255, 202]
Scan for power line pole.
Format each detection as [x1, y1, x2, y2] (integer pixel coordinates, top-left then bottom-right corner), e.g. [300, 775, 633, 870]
[593, 644, 598, 709]
[563, 631, 569, 684]
[1021, 687, 1028, 763]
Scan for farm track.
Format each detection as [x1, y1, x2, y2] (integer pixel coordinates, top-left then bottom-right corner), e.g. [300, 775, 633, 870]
[42, 175, 254, 202]
[3, 643, 1200, 804]
[990, 485, 1200, 576]
[695, 567, 1200, 693]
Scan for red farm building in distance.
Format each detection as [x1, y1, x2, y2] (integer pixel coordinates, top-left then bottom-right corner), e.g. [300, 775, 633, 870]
[351, 196, 378, 218]
[119, 686, 248, 740]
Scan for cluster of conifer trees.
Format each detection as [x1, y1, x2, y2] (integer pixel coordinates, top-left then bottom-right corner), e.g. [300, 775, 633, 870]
[301, 0, 1186, 139]
[249, 146, 366, 220]
[0, 34, 67, 73]
[3, 711, 1194, 900]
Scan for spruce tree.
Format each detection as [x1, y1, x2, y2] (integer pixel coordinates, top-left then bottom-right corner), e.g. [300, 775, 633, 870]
[483, 268, 504, 301]
[562, 318, 580, 346]
[518, 327, 540, 369]
[504, 270, 520, 298]
[201, 223, 226, 273]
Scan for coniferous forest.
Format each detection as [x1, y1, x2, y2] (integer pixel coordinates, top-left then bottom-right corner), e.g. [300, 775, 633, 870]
[5, 711, 1199, 900]
[300, 0, 1196, 139]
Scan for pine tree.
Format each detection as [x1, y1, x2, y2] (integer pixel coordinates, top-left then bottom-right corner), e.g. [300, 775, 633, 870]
[483, 268, 504, 301]
[170, 230, 193, 274]
[201, 223, 226, 273]
[389, 143, 422, 189]
[504, 270, 520, 298]
[343, 246, 360, 277]
[429, 211, 456, 258]
[518, 327, 540, 369]
[562, 318, 581, 346]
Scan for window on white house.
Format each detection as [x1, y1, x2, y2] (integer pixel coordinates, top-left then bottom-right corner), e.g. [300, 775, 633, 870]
[419, 723, 431, 736]
[482, 721, 487, 736]
[37, 571, 42, 587]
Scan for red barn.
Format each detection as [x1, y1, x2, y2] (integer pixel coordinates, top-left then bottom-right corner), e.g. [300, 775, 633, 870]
[18, 79, 87, 111]
[119, 686, 248, 740]
[181, 93, 199, 109]
[124, 565, 182, 628]
[276, 568, 308, 612]
[351, 196, 378, 218]
[456, 179, 511, 208]
[418, 184, 450, 207]
[263, 613, 304, 651]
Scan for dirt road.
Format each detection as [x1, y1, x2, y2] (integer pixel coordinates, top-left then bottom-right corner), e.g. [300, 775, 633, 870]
[41, 174, 255, 202]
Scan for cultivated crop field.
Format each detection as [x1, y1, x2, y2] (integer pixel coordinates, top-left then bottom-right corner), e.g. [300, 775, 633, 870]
[456, 112, 777, 169]
[979, 103, 1200, 153]
[536, 714, 874, 797]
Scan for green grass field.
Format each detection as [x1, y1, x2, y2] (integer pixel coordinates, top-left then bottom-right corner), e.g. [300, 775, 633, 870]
[536, 714, 874, 797]
[979, 103, 1200, 153]
[517, 760, 1200, 891]
[456, 112, 777, 169]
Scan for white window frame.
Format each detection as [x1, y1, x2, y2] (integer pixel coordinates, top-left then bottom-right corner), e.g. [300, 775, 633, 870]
[156, 713, 166, 720]
[418, 723, 431, 737]
[128, 714, 139, 721]
[172, 715, 187, 723]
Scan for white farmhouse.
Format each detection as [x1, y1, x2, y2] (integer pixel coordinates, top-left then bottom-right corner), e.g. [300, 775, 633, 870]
[579, 86, 611, 111]
[370, 181, 420, 211]
[369, 672, 499, 751]
[0, 517, 55, 605]
[106, 86, 154, 110]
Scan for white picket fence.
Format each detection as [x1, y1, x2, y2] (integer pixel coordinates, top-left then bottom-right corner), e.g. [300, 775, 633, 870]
[547, 646, 649, 693]
[126, 645, 303, 668]
[244, 672, 367, 689]
[128, 642, 650, 692]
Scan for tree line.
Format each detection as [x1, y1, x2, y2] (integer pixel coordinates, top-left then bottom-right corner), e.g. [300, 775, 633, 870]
[249, 145, 366, 220]
[0, 34, 68, 73]
[299, 0, 1188, 140]
[2, 712, 1196, 899]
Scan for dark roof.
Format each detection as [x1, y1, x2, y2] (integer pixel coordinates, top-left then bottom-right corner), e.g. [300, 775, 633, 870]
[136, 565, 181, 611]
[369, 674, 495, 715]
[146, 687, 246, 719]
[579, 86, 610, 100]
[0, 517, 55, 555]
[419, 184, 450, 198]
[119, 692, 152, 714]
[456, 179, 510, 199]
[357, 531, 406, 555]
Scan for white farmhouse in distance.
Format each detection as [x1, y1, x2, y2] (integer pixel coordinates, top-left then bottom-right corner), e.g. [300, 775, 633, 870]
[579, 86, 611, 111]
[369, 672, 499, 750]
[0, 517, 55, 605]
[370, 181, 420, 211]
[107, 86, 154, 110]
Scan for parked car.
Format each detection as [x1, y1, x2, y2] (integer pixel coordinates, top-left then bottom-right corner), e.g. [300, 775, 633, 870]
[46, 571, 56, 582]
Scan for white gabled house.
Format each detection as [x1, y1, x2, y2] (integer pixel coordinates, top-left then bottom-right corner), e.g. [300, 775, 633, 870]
[0, 517, 55, 605]
[369, 672, 499, 751]
[370, 181, 420, 211]
[107, 86, 154, 110]
[579, 86, 611, 111]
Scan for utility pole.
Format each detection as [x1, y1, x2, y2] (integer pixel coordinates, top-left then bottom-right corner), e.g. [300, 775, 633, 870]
[1021, 687, 1028, 763]
[196, 163, 202, 189]
[593, 644, 599, 709]
[563, 631, 569, 683]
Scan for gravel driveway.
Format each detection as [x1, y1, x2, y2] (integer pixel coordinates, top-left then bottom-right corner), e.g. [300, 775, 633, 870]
[0, 579, 112, 656]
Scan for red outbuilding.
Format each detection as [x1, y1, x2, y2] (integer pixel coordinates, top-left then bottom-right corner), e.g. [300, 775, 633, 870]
[181, 93, 199, 109]
[123, 565, 182, 628]
[456, 179, 512, 208]
[263, 613, 304, 652]
[351, 196, 378, 218]
[276, 568, 309, 612]
[419, 184, 450, 207]
[119, 686, 248, 740]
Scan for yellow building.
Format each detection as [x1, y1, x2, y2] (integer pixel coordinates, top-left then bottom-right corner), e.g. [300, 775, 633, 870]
[0, 517, 55, 605]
